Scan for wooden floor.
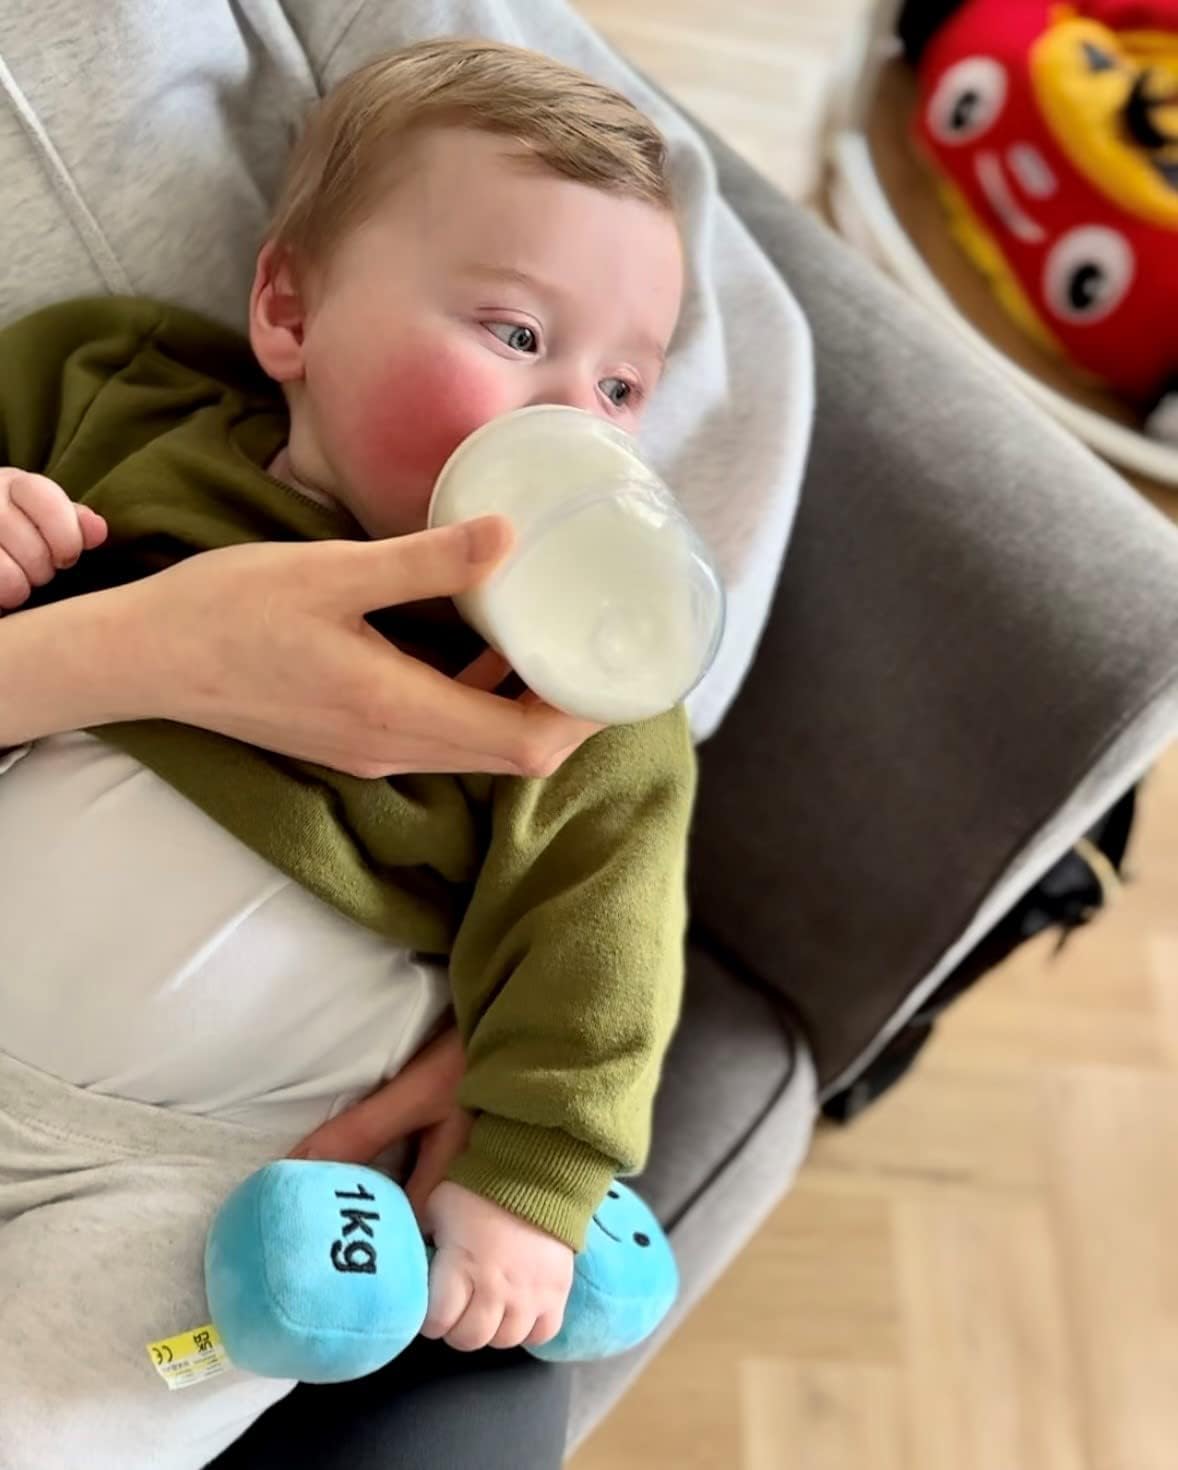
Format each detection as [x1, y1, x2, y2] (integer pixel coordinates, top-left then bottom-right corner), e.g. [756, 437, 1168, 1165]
[571, 2, 1178, 1467]
[574, 0, 875, 200]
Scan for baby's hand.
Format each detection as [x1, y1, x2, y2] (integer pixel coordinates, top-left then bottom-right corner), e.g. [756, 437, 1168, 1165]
[0, 469, 107, 611]
[421, 1180, 574, 1352]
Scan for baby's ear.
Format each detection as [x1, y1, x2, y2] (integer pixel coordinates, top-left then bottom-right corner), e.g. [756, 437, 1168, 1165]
[249, 240, 307, 383]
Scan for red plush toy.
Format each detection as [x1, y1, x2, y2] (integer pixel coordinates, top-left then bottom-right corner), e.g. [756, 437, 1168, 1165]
[909, 0, 1178, 433]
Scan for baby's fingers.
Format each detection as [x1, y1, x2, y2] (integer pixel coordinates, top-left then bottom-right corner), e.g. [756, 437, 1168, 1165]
[443, 1286, 506, 1353]
[522, 1305, 566, 1350]
[8, 472, 86, 570]
[489, 1302, 538, 1351]
[421, 1251, 474, 1341]
[78, 505, 109, 551]
[0, 496, 54, 586]
[0, 549, 32, 611]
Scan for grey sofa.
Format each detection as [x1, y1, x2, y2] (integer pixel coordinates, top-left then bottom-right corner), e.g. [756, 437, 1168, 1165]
[564, 124, 1178, 1451]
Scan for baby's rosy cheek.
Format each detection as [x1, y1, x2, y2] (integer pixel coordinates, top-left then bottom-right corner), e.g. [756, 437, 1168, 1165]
[347, 348, 507, 489]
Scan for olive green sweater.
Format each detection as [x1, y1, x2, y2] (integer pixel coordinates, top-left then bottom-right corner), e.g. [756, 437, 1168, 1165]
[0, 297, 695, 1251]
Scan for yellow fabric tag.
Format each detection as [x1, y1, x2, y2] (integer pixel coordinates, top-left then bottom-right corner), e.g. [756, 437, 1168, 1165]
[146, 1324, 231, 1391]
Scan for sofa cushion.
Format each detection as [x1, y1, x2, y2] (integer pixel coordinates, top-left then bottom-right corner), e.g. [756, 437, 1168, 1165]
[567, 943, 816, 1450]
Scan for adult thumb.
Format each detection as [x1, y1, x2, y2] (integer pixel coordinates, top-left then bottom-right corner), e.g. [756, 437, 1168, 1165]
[327, 516, 514, 613]
[286, 1069, 434, 1164]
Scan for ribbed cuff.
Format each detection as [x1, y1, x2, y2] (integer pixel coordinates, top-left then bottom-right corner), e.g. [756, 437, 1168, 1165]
[445, 1115, 618, 1252]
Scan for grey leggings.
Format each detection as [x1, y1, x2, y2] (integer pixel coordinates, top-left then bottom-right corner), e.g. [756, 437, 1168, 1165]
[0, 1049, 569, 1470]
[210, 1340, 572, 1469]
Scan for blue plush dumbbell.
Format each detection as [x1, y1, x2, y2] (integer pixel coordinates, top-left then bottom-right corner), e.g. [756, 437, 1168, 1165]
[528, 1179, 678, 1362]
[205, 1161, 428, 1382]
[206, 1161, 677, 1382]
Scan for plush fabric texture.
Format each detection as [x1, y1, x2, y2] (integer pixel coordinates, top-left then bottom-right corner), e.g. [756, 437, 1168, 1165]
[911, 0, 1178, 406]
[206, 1163, 430, 1383]
[528, 1179, 679, 1363]
[0, 296, 696, 1252]
[205, 1163, 676, 1381]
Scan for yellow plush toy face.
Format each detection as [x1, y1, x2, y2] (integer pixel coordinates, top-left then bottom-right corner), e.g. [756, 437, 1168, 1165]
[912, 0, 1178, 401]
[1030, 10, 1178, 227]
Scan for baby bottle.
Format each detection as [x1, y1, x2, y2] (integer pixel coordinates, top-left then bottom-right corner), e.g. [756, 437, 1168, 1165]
[427, 405, 725, 725]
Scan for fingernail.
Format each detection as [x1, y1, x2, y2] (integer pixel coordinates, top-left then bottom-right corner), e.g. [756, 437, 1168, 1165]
[463, 517, 507, 565]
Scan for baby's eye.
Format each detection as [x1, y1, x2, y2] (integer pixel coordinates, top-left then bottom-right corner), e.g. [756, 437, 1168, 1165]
[600, 377, 633, 408]
[486, 322, 539, 354]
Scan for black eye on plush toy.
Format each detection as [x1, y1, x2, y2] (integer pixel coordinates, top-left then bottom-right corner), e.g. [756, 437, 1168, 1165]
[900, 0, 1178, 447]
[926, 56, 1008, 144]
[1042, 227, 1135, 323]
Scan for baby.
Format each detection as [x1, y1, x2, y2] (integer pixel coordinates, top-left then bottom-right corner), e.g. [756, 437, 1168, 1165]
[0, 37, 692, 1468]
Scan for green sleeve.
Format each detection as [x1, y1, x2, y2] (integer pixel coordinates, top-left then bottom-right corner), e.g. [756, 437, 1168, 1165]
[445, 706, 696, 1250]
[0, 295, 266, 488]
[0, 297, 166, 474]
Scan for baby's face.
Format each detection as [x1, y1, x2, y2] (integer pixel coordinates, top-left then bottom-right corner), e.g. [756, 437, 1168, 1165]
[267, 127, 683, 538]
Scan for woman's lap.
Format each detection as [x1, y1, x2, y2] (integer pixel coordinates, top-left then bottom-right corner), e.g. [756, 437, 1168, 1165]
[208, 1337, 571, 1470]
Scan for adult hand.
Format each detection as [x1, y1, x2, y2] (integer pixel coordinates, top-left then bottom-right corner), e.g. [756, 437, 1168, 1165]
[104, 516, 598, 777]
[288, 1023, 473, 1221]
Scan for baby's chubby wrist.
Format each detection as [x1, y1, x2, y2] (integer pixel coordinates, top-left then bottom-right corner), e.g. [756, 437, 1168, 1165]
[426, 1179, 574, 1255]
[445, 1113, 617, 1252]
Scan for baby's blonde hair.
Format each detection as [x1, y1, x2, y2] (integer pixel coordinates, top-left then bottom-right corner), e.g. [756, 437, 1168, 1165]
[268, 38, 672, 267]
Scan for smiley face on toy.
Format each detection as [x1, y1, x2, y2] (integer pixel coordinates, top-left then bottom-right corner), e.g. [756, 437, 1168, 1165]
[208, 1164, 680, 1379]
[589, 1184, 661, 1258]
[528, 1180, 680, 1362]
[912, 0, 1178, 406]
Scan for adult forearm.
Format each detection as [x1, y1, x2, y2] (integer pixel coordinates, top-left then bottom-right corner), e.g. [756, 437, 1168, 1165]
[1, 530, 602, 776]
[0, 583, 146, 745]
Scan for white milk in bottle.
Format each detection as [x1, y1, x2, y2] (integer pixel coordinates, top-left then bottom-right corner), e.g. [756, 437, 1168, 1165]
[428, 406, 724, 724]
